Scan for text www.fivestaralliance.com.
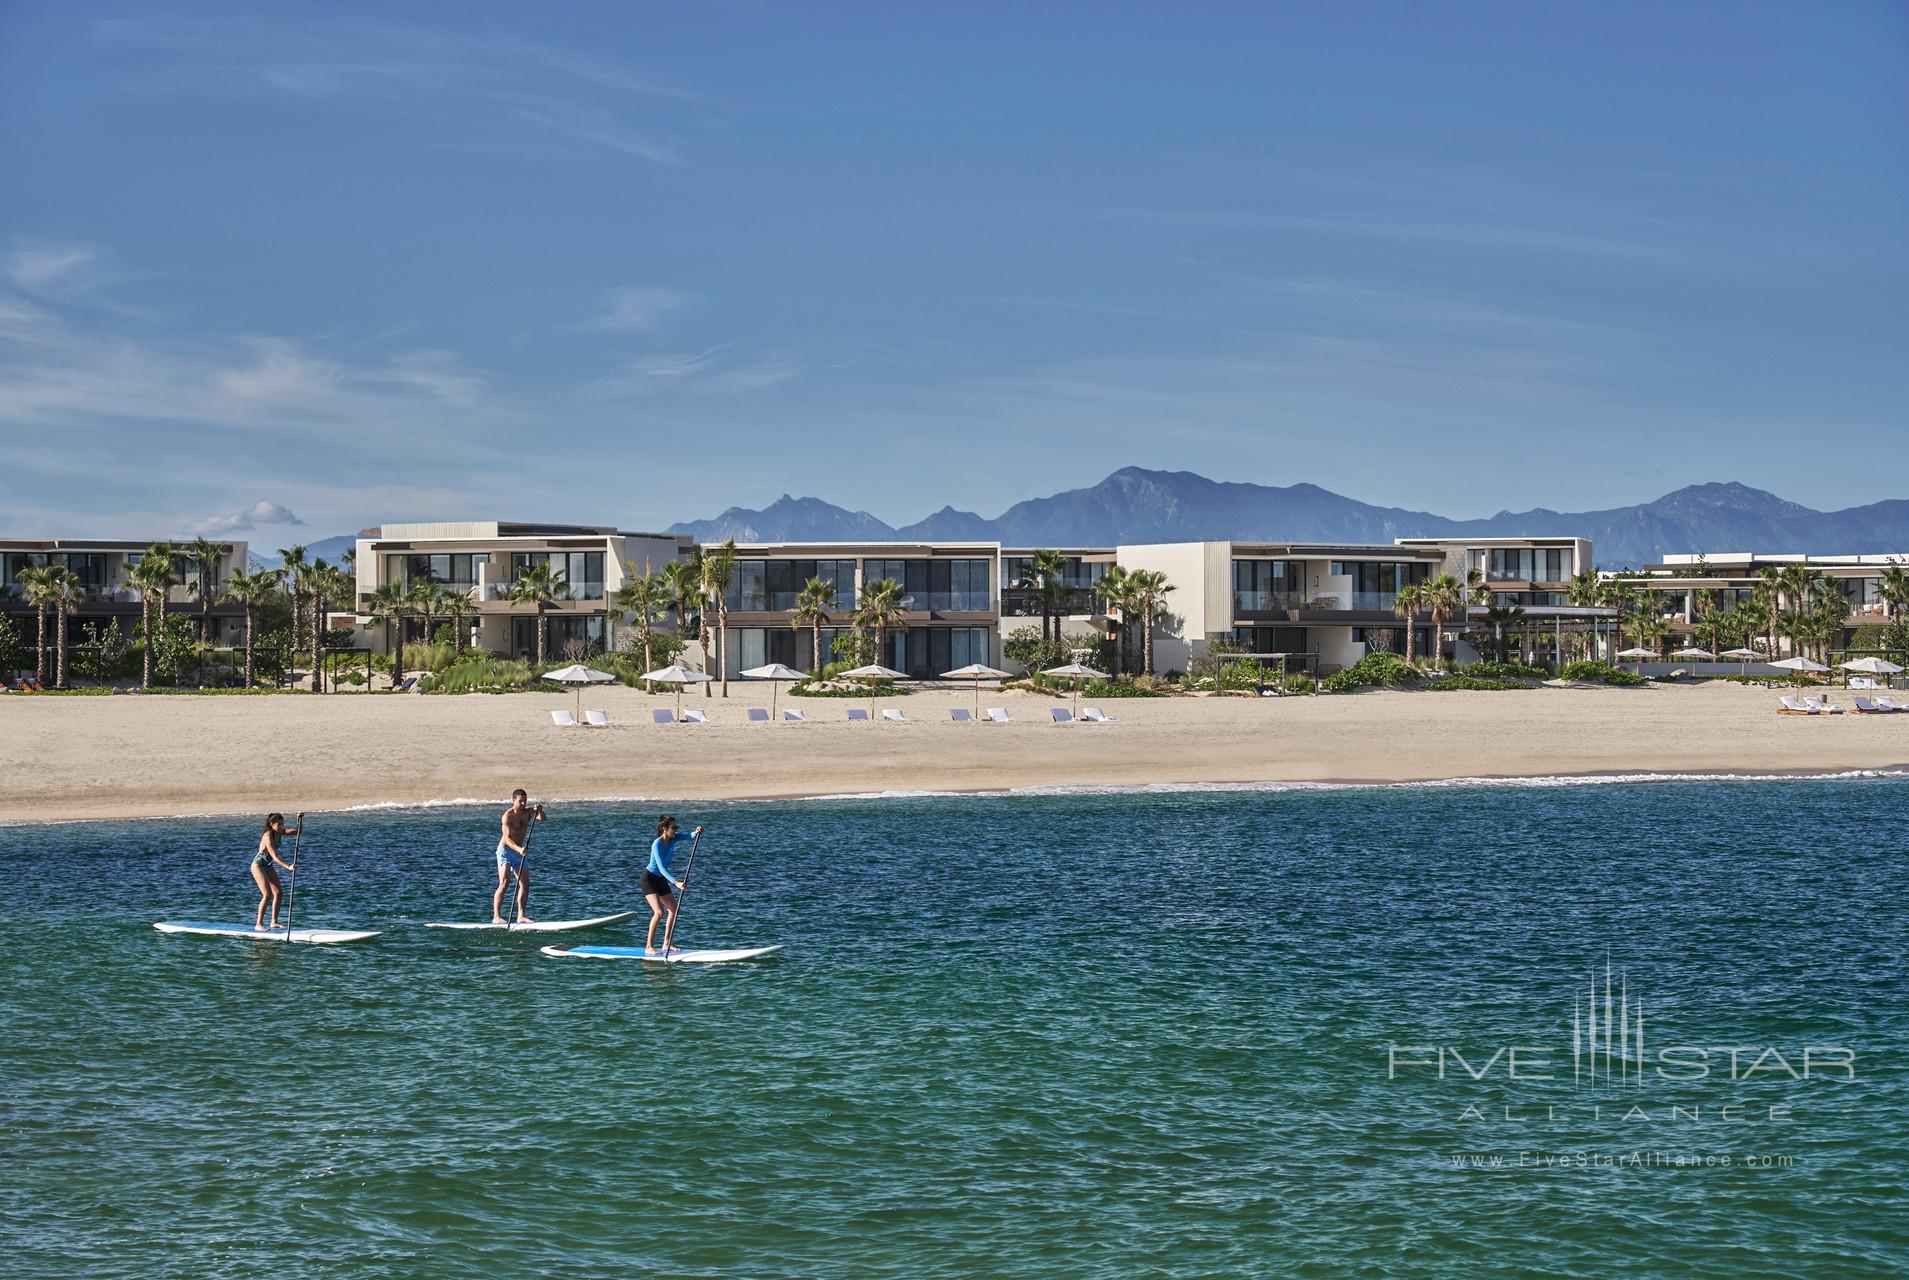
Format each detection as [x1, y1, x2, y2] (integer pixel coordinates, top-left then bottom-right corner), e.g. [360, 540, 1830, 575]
[1446, 1151, 1800, 1170]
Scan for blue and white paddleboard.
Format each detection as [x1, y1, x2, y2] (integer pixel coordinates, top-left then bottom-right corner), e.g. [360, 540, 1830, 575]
[541, 943, 782, 964]
[424, 911, 637, 933]
[154, 920, 383, 945]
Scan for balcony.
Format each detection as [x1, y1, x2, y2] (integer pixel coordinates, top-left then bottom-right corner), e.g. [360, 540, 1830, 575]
[1233, 591, 1306, 615]
[481, 582, 603, 603]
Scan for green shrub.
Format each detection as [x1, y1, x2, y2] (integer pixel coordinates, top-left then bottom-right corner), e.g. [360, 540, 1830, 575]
[1282, 673, 1316, 694]
[1322, 652, 1418, 692]
[1426, 675, 1529, 691]
[1464, 660, 1548, 681]
[425, 657, 533, 694]
[1079, 676, 1170, 698]
[1558, 661, 1648, 687]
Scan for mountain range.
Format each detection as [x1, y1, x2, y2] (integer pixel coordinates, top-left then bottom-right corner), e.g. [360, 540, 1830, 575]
[253, 469, 1909, 571]
[664, 468, 1909, 568]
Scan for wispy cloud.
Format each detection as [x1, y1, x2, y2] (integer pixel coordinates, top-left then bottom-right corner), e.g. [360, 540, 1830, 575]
[587, 346, 801, 397]
[6, 244, 99, 292]
[189, 499, 303, 537]
[94, 16, 718, 166]
[593, 286, 690, 332]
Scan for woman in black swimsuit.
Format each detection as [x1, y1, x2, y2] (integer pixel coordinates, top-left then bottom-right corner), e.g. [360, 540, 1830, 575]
[251, 812, 302, 930]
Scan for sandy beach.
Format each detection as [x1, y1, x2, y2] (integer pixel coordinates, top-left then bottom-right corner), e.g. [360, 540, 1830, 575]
[4, 680, 1905, 823]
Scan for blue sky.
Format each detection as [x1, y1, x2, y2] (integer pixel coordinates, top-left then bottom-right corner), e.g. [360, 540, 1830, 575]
[2, 1, 1904, 541]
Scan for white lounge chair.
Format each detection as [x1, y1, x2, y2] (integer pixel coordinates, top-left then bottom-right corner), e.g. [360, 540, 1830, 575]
[1851, 676, 1879, 690]
[950, 708, 973, 722]
[881, 709, 907, 722]
[583, 709, 612, 727]
[1852, 697, 1890, 715]
[551, 709, 581, 727]
[746, 708, 770, 722]
[1878, 697, 1906, 713]
[1778, 696, 1818, 715]
[651, 708, 678, 725]
[1803, 696, 1844, 715]
[1050, 707, 1074, 723]
[1081, 707, 1118, 723]
[986, 707, 1012, 723]
[783, 708, 808, 722]
[847, 708, 870, 722]
[682, 708, 710, 724]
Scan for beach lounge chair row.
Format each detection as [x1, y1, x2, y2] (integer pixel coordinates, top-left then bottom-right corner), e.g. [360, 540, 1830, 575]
[1778, 694, 1908, 715]
[555, 704, 1123, 726]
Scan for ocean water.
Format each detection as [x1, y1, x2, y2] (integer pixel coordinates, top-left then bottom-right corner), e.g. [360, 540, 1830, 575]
[4, 779, 1906, 1278]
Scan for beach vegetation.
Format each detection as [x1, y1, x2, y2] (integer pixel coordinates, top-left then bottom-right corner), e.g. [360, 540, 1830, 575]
[1463, 660, 1548, 681]
[425, 655, 534, 694]
[1425, 675, 1529, 691]
[830, 629, 876, 667]
[1558, 660, 1646, 687]
[854, 575, 908, 672]
[253, 628, 295, 687]
[1321, 652, 1417, 692]
[220, 568, 281, 688]
[789, 576, 836, 676]
[1016, 549, 1071, 652]
[790, 658, 911, 697]
[306, 562, 353, 692]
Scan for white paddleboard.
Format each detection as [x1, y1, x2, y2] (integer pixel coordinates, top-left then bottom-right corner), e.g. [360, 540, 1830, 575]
[424, 911, 637, 933]
[541, 943, 782, 964]
[154, 920, 383, 945]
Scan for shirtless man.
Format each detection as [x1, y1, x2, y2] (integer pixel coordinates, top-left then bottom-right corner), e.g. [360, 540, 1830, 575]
[492, 789, 545, 925]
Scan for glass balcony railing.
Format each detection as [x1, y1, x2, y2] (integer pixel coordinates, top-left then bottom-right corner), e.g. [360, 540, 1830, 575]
[1233, 591, 1305, 614]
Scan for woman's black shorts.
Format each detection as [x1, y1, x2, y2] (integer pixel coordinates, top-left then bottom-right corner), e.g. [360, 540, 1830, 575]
[641, 870, 674, 897]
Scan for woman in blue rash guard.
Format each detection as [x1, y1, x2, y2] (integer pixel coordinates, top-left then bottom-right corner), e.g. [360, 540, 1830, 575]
[642, 814, 701, 954]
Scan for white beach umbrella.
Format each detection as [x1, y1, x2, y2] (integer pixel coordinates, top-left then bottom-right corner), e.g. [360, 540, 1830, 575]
[1670, 646, 1715, 660]
[1839, 656, 1904, 674]
[641, 662, 716, 718]
[741, 662, 807, 718]
[1042, 661, 1109, 718]
[840, 663, 908, 721]
[1768, 656, 1829, 675]
[541, 663, 616, 717]
[940, 662, 1011, 717]
[1720, 647, 1763, 675]
[1616, 647, 1657, 658]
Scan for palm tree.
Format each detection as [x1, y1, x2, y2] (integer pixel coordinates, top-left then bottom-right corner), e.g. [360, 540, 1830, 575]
[613, 562, 671, 685]
[16, 564, 58, 685]
[662, 552, 704, 669]
[1479, 602, 1526, 664]
[508, 561, 562, 666]
[1392, 581, 1426, 665]
[1878, 561, 1909, 620]
[220, 568, 279, 687]
[278, 543, 309, 654]
[699, 538, 738, 695]
[789, 575, 835, 675]
[307, 561, 352, 692]
[365, 581, 412, 689]
[1565, 569, 1605, 662]
[855, 577, 907, 672]
[1423, 574, 1465, 669]
[1097, 564, 1134, 676]
[407, 577, 441, 661]
[1751, 567, 1783, 658]
[1129, 569, 1174, 676]
[188, 537, 229, 645]
[127, 543, 179, 691]
[48, 567, 83, 688]
[437, 585, 476, 657]
[1018, 549, 1069, 649]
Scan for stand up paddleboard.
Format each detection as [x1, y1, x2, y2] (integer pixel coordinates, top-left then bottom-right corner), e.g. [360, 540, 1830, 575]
[424, 911, 637, 933]
[541, 943, 782, 964]
[155, 921, 382, 945]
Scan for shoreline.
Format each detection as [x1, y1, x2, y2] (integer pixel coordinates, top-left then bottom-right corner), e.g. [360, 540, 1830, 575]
[7, 679, 1909, 825]
[5, 764, 1907, 828]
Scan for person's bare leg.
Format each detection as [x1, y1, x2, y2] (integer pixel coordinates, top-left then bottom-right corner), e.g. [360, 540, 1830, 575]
[646, 893, 669, 952]
[252, 862, 271, 929]
[515, 865, 533, 923]
[492, 862, 511, 924]
[263, 871, 282, 929]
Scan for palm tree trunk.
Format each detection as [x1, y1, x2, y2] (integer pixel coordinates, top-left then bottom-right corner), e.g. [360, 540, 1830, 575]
[34, 604, 47, 685]
[719, 607, 729, 696]
[141, 595, 153, 690]
[243, 603, 255, 687]
[812, 619, 822, 675]
[313, 594, 326, 692]
[55, 605, 67, 688]
[1142, 604, 1154, 676]
[394, 626, 406, 691]
[536, 610, 546, 665]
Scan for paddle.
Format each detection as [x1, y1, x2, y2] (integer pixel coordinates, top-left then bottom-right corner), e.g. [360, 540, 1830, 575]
[282, 811, 305, 940]
[661, 828, 702, 955]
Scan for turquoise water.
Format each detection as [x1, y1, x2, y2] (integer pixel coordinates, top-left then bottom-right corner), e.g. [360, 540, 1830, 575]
[4, 780, 1906, 1278]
